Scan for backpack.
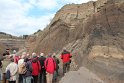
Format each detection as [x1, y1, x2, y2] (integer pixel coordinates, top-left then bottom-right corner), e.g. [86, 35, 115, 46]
[6, 70, 11, 79]
[18, 62, 27, 74]
[45, 58, 56, 72]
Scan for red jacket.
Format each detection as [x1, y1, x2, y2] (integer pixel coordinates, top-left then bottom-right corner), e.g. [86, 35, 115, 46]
[14, 56, 20, 64]
[44, 57, 56, 74]
[31, 58, 41, 76]
[61, 53, 71, 63]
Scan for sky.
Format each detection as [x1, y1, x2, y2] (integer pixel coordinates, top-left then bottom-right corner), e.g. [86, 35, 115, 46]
[0, 0, 97, 36]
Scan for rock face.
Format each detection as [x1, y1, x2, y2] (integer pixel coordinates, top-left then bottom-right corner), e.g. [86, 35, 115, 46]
[0, 32, 26, 54]
[29, 0, 124, 82]
[0, 39, 26, 51]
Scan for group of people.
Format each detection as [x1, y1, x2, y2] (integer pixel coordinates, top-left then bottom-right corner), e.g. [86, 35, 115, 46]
[0, 49, 72, 83]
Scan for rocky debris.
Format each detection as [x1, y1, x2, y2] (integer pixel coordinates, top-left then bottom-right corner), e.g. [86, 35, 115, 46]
[59, 67, 104, 83]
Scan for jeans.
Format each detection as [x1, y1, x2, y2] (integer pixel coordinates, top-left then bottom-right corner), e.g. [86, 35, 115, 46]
[40, 70, 46, 83]
[23, 76, 33, 83]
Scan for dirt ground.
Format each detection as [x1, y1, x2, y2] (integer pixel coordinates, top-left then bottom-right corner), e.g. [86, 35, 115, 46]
[59, 67, 104, 83]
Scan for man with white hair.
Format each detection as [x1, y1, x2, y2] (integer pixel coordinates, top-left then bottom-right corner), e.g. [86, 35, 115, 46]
[38, 53, 46, 83]
[31, 53, 41, 83]
[32, 52, 37, 58]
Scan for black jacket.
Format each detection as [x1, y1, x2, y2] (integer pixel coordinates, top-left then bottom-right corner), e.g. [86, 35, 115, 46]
[38, 56, 46, 71]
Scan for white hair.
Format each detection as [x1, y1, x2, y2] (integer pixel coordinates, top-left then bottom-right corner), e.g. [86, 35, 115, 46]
[32, 52, 36, 56]
[40, 53, 44, 56]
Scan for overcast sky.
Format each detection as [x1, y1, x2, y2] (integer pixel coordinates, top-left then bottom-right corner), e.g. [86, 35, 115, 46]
[0, 0, 97, 36]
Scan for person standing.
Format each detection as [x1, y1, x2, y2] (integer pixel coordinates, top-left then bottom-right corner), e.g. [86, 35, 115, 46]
[2, 54, 11, 83]
[3, 49, 10, 57]
[31, 55, 41, 83]
[44, 54, 56, 83]
[52, 53, 60, 82]
[18, 52, 26, 83]
[22, 58, 33, 83]
[5, 58, 18, 83]
[38, 53, 46, 83]
[60, 49, 72, 75]
[0, 59, 3, 83]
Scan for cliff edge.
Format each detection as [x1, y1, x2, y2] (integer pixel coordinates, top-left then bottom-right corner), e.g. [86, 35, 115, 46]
[28, 0, 124, 82]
